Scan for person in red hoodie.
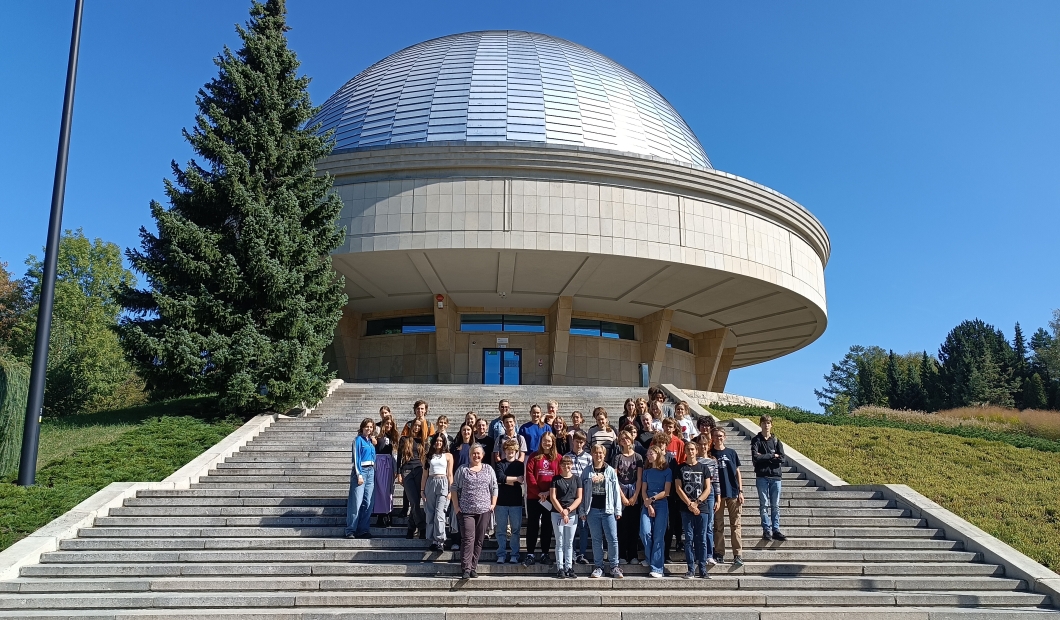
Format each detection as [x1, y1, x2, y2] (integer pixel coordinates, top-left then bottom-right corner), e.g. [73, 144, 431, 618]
[524, 431, 559, 567]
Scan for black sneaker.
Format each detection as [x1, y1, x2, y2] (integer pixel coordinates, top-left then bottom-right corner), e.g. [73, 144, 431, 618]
[772, 530, 788, 541]
[713, 555, 726, 565]
[575, 554, 589, 565]
[762, 530, 773, 541]
[566, 568, 578, 579]
[461, 570, 471, 579]
[523, 553, 536, 567]
[555, 569, 565, 579]
[469, 570, 478, 578]
[539, 552, 552, 565]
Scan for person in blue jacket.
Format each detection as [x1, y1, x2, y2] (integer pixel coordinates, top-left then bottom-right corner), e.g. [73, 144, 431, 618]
[346, 418, 377, 539]
[580, 443, 624, 578]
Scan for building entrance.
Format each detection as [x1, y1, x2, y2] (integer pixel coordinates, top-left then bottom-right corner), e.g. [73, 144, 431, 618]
[483, 349, 521, 385]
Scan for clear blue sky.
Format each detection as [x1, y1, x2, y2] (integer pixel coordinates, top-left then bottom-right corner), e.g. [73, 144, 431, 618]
[2, 1, 1057, 410]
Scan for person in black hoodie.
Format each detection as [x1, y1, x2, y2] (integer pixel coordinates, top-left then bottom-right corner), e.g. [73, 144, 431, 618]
[750, 415, 787, 542]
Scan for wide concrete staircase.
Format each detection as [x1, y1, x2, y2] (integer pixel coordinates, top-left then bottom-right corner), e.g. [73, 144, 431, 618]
[1, 383, 1057, 618]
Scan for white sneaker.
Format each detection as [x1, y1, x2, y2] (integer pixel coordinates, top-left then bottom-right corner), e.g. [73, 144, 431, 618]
[706, 556, 718, 566]
[508, 555, 520, 564]
[451, 543, 460, 551]
[641, 560, 651, 567]
[496, 554, 506, 563]
[590, 568, 603, 578]
[648, 571, 663, 578]
[618, 558, 628, 565]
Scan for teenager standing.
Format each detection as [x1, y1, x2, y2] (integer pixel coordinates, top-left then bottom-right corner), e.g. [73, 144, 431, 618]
[452, 445, 498, 579]
[612, 429, 643, 565]
[373, 416, 399, 528]
[397, 438, 425, 539]
[401, 400, 434, 443]
[565, 431, 592, 564]
[524, 432, 558, 566]
[493, 438, 525, 563]
[550, 455, 583, 579]
[421, 433, 454, 552]
[345, 418, 377, 539]
[751, 415, 787, 541]
[581, 444, 623, 578]
[675, 441, 719, 579]
[711, 427, 744, 565]
[519, 404, 553, 453]
[640, 445, 672, 578]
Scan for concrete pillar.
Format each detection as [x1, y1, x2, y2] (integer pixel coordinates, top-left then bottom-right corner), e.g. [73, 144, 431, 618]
[639, 309, 673, 385]
[693, 328, 727, 391]
[548, 296, 573, 385]
[333, 308, 361, 381]
[434, 296, 459, 384]
[710, 347, 738, 393]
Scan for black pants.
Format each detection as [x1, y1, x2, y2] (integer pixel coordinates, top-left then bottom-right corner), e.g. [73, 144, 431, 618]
[525, 498, 554, 554]
[403, 485, 424, 535]
[664, 497, 684, 555]
[617, 503, 642, 562]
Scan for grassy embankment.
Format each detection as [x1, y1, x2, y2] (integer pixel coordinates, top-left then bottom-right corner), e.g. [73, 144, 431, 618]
[0, 398, 241, 552]
[708, 404, 1060, 572]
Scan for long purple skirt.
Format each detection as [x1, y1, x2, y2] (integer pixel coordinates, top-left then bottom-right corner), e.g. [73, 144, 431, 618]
[372, 453, 396, 514]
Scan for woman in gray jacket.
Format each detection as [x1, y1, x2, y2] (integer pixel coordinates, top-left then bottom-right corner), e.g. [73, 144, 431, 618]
[580, 443, 624, 578]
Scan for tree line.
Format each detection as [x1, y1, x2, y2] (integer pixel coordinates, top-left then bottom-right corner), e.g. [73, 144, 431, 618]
[815, 315, 1060, 415]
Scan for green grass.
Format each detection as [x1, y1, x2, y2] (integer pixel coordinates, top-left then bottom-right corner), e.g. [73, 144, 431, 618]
[0, 402, 240, 553]
[708, 406, 1060, 572]
[36, 396, 218, 468]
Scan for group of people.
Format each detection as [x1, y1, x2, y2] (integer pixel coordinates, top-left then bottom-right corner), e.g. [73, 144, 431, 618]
[345, 387, 788, 580]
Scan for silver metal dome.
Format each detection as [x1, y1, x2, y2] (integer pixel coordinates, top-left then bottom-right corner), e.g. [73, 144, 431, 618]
[310, 31, 711, 168]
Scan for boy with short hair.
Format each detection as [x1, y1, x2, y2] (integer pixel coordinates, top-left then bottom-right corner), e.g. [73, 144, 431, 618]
[493, 412, 527, 463]
[436, 415, 452, 444]
[493, 438, 525, 563]
[566, 431, 592, 564]
[711, 427, 744, 565]
[751, 415, 786, 541]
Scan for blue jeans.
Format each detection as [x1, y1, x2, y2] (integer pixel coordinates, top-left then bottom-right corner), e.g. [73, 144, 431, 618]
[586, 509, 618, 571]
[495, 505, 523, 559]
[551, 512, 578, 570]
[756, 477, 782, 532]
[345, 465, 375, 536]
[639, 501, 668, 573]
[681, 498, 713, 572]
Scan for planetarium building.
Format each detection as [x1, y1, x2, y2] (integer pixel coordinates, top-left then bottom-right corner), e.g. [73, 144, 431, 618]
[314, 31, 829, 390]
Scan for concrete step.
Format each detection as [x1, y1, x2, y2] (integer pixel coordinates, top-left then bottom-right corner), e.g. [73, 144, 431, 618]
[2, 606, 1057, 619]
[75, 526, 946, 539]
[0, 588, 1048, 610]
[0, 574, 1028, 594]
[106, 506, 911, 519]
[58, 536, 962, 552]
[38, 549, 983, 564]
[20, 560, 1009, 579]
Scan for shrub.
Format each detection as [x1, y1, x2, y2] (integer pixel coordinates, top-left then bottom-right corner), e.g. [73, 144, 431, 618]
[0, 357, 28, 478]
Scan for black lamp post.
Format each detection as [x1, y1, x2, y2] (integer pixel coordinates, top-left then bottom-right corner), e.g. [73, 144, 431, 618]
[18, 0, 85, 487]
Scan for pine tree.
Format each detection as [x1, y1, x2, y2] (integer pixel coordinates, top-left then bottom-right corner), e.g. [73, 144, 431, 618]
[919, 351, 942, 411]
[903, 355, 929, 411]
[857, 356, 886, 408]
[118, 0, 345, 413]
[885, 350, 904, 409]
[1022, 373, 1047, 410]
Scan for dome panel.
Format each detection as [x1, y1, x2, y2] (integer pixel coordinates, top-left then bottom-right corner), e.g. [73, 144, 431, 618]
[310, 31, 711, 169]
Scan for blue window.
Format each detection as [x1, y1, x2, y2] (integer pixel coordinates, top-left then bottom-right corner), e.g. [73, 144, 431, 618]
[460, 314, 545, 333]
[570, 318, 635, 340]
[365, 315, 435, 336]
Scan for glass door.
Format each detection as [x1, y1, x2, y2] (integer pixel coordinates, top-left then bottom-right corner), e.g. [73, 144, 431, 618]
[483, 348, 521, 385]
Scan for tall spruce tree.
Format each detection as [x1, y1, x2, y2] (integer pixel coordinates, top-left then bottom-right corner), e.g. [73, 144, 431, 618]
[885, 350, 904, 409]
[118, 0, 345, 413]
